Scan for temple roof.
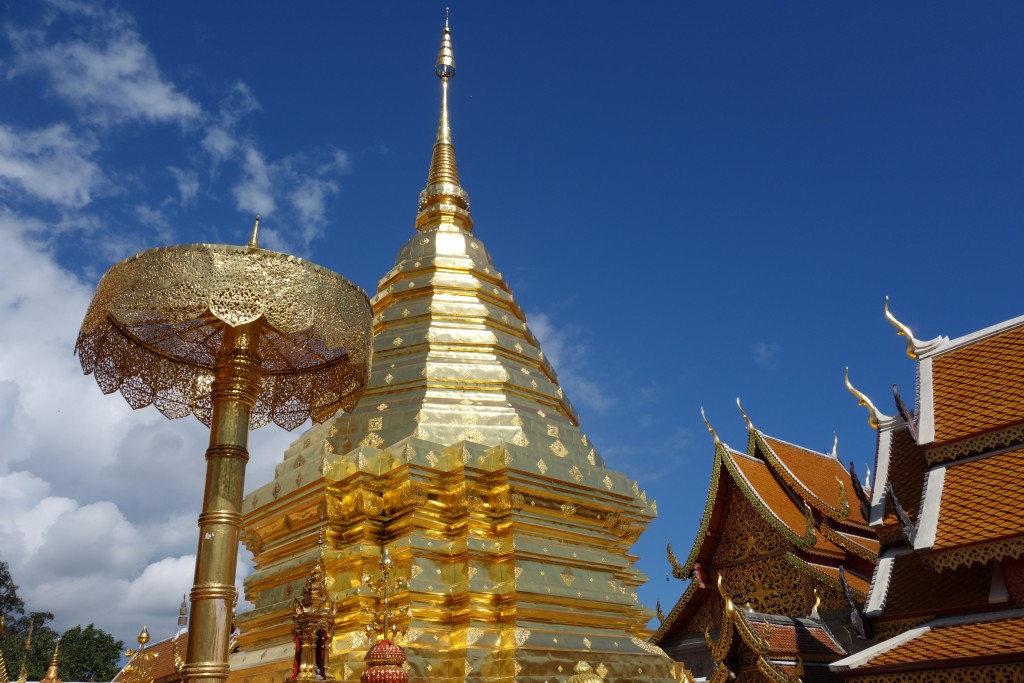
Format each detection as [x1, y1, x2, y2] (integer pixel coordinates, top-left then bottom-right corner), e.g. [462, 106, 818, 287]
[113, 632, 187, 683]
[653, 418, 877, 646]
[924, 447, 1024, 565]
[928, 320, 1024, 446]
[666, 421, 876, 582]
[747, 613, 846, 659]
[833, 610, 1024, 674]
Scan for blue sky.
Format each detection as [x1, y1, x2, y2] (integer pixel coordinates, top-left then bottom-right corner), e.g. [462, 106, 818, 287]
[2, 0, 1023, 649]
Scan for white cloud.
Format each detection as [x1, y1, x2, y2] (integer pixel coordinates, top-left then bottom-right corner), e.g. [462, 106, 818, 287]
[6, 9, 201, 127]
[0, 210, 294, 645]
[528, 311, 613, 413]
[752, 341, 780, 367]
[0, 123, 104, 207]
[233, 145, 277, 216]
[168, 166, 199, 205]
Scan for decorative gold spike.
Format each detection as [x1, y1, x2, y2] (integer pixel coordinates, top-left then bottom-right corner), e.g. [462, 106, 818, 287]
[884, 296, 919, 359]
[666, 543, 686, 579]
[40, 639, 61, 683]
[700, 407, 721, 447]
[416, 11, 472, 233]
[247, 215, 261, 248]
[844, 367, 886, 429]
[736, 397, 753, 432]
[830, 431, 838, 458]
[809, 587, 822, 619]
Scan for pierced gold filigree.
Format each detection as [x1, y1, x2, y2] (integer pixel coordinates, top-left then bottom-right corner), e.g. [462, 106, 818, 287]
[76, 243, 372, 430]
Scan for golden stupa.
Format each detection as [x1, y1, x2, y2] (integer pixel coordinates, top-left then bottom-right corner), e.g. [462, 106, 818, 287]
[230, 15, 681, 683]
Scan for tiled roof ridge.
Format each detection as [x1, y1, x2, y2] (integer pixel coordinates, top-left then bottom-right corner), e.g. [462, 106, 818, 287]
[755, 432, 858, 527]
[917, 311, 1024, 360]
[724, 448, 817, 549]
[758, 433, 836, 461]
[670, 447, 727, 579]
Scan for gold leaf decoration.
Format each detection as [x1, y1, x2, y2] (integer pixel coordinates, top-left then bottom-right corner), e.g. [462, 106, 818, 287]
[359, 433, 384, 448]
[550, 440, 569, 457]
[560, 566, 576, 587]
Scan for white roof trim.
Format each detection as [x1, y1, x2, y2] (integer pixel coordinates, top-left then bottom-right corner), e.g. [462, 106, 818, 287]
[913, 464, 945, 550]
[917, 313, 1024, 360]
[916, 357, 935, 445]
[865, 547, 906, 617]
[830, 622, 929, 671]
[869, 422, 895, 526]
[832, 607, 1024, 671]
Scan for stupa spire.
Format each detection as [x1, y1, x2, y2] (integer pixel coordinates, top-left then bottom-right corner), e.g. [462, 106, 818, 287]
[416, 9, 473, 233]
[40, 639, 61, 683]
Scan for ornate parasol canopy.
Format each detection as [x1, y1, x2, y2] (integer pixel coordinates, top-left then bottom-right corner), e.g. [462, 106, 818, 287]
[75, 241, 372, 430]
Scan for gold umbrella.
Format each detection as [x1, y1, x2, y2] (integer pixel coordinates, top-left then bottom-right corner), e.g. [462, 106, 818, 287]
[76, 219, 372, 683]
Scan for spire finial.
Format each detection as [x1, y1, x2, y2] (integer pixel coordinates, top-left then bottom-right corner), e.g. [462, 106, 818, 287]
[247, 215, 261, 248]
[736, 397, 754, 432]
[40, 638, 61, 683]
[416, 11, 473, 233]
[700, 407, 721, 447]
[884, 296, 918, 359]
[844, 367, 890, 429]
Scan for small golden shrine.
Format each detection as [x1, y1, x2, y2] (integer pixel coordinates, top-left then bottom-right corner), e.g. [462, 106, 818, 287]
[229, 14, 680, 683]
[653, 404, 878, 681]
[831, 302, 1024, 680]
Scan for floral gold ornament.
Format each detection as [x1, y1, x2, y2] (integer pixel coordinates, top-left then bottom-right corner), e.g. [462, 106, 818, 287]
[362, 549, 410, 642]
[121, 627, 157, 683]
[75, 216, 372, 683]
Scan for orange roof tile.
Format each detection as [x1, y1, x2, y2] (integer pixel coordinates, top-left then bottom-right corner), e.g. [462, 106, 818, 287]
[884, 427, 928, 524]
[748, 617, 846, 658]
[931, 323, 1024, 444]
[932, 448, 1024, 551]
[728, 451, 813, 539]
[881, 552, 991, 618]
[864, 615, 1024, 667]
[761, 436, 869, 526]
[729, 450, 848, 557]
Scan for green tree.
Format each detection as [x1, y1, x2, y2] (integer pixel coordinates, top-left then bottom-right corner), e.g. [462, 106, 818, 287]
[0, 563, 123, 681]
[0, 562, 25, 616]
[0, 610, 58, 680]
[59, 624, 124, 682]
